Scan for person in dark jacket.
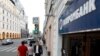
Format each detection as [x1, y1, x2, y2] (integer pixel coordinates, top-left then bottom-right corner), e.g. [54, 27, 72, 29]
[34, 41, 43, 56]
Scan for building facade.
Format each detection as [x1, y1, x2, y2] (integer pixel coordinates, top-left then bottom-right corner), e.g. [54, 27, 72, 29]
[44, 0, 67, 56]
[0, 0, 28, 39]
[44, 0, 100, 56]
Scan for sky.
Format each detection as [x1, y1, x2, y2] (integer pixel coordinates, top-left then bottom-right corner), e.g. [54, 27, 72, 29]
[19, 0, 45, 33]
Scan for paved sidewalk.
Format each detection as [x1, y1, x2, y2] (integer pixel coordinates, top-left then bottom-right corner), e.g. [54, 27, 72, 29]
[42, 46, 47, 56]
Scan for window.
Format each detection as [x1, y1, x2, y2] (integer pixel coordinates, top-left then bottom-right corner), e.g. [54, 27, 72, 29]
[3, 10, 4, 14]
[8, 13, 9, 17]
[3, 16, 4, 21]
[10, 25, 11, 30]
[7, 25, 8, 29]
[3, 23, 4, 29]
[7, 19, 8, 22]
[8, 24, 9, 30]
[10, 20, 11, 30]
[6, 12, 8, 16]
[10, 14, 11, 18]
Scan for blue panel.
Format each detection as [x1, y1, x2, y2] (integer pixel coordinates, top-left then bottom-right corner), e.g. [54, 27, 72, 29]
[59, 0, 100, 34]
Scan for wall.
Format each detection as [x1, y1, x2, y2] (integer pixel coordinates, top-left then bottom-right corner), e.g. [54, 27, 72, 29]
[44, 0, 69, 56]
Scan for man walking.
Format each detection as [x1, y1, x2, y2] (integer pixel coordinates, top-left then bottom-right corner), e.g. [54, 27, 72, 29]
[17, 41, 28, 56]
[34, 41, 43, 56]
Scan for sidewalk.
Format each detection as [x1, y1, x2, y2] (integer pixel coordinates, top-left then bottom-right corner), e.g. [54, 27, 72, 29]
[42, 46, 48, 56]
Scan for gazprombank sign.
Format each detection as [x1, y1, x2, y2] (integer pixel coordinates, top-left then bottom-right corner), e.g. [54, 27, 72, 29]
[59, 0, 100, 34]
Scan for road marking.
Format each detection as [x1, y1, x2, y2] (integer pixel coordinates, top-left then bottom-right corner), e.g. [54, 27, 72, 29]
[0, 47, 13, 52]
[6, 47, 17, 52]
[12, 49, 17, 52]
[0, 47, 7, 50]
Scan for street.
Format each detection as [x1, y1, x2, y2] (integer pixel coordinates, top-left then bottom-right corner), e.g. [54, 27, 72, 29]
[0, 38, 47, 56]
[0, 39, 24, 56]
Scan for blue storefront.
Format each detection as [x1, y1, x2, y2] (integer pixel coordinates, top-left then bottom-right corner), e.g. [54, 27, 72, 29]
[59, 0, 100, 56]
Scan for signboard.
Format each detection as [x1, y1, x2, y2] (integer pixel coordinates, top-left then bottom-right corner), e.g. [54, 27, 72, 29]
[59, 0, 100, 34]
[33, 17, 39, 24]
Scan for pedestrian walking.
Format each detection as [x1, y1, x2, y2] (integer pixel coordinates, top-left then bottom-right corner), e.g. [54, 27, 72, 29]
[17, 41, 28, 56]
[28, 44, 33, 56]
[43, 39, 46, 45]
[34, 41, 43, 56]
[39, 39, 43, 46]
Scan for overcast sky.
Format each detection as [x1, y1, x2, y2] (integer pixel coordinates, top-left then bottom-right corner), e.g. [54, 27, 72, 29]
[20, 0, 45, 33]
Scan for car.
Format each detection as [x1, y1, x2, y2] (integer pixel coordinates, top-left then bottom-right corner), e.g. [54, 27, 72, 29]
[27, 38, 36, 44]
[2, 39, 14, 45]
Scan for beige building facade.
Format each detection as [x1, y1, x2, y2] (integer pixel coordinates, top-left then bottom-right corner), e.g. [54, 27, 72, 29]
[0, 0, 27, 39]
[44, 0, 69, 56]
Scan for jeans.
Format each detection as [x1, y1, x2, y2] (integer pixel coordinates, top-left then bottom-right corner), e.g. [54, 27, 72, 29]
[35, 53, 41, 56]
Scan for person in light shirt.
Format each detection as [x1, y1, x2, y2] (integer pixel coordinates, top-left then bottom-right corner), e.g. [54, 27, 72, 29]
[28, 44, 33, 56]
[34, 41, 43, 56]
[39, 39, 43, 46]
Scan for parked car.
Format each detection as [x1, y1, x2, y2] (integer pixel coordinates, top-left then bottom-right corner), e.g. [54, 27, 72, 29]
[2, 39, 14, 45]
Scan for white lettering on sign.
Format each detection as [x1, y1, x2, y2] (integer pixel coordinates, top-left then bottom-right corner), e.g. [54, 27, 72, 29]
[62, 0, 96, 27]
